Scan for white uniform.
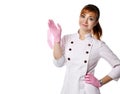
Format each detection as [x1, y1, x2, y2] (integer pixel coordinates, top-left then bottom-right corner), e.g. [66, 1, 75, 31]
[53, 33, 120, 94]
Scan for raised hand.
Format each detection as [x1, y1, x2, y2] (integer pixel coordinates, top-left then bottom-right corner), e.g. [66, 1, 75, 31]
[47, 19, 62, 49]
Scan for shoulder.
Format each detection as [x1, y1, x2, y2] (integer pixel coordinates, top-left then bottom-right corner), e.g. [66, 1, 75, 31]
[62, 33, 77, 40]
[63, 33, 77, 38]
[92, 38, 107, 48]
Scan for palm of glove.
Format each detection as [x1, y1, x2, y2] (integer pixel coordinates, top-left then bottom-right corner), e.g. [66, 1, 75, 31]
[85, 73, 101, 88]
[47, 19, 62, 49]
[48, 19, 62, 42]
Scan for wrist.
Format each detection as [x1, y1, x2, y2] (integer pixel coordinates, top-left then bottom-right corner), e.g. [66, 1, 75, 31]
[99, 79, 103, 86]
[54, 34, 61, 43]
[54, 38, 61, 43]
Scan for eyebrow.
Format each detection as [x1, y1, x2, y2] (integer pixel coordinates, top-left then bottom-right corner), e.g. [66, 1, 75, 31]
[81, 13, 96, 18]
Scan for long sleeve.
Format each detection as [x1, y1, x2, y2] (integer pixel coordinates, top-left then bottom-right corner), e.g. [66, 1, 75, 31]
[53, 56, 65, 67]
[53, 35, 66, 67]
[108, 65, 120, 80]
[99, 42, 120, 80]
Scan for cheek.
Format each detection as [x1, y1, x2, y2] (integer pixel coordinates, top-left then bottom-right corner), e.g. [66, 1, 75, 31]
[79, 19, 82, 26]
[79, 20, 80, 24]
[91, 23, 96, 28]
[90, 21, 97, 26]
[88, 22, 96, 28]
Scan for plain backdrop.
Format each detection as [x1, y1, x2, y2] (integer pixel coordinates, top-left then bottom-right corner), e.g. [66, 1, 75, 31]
[0, 0, 120, 94]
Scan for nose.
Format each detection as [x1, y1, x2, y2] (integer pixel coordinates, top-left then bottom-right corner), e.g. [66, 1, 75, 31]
[83, 18, 88, 24]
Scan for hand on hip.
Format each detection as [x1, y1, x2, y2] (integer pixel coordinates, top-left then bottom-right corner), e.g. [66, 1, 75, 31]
[85, 73, 101, 88]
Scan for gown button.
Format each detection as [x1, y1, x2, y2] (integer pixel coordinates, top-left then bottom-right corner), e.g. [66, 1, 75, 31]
[84, 60, 87, 63]
[68, 58, 70, 61]
[71, 41, 74, 44]
[69, 48, 72, 51]
[86, 51, 89, 54]
[88, 44, 91, 46]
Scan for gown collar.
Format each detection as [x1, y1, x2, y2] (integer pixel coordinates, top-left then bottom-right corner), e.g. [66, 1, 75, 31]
[77, 31, 92, 40]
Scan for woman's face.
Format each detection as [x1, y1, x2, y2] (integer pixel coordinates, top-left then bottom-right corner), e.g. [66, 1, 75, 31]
[79, 10, 98, 32]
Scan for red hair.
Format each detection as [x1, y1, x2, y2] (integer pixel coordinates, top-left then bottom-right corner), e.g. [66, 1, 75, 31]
[81, 4, 102, 40]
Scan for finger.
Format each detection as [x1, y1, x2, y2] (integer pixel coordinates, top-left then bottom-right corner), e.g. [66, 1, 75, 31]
[86, 73, 92, 75]
[48, 19, 52, 26]
[85, 78, 90, 81]
[48, 19, 56, 28]
[86, 73, 93, 78]
[86, 73, 91, 75]
[85, 74, 90, 78]
[85, 80, 91, 84]
[57, 23, 62, 32]
[48, 19, 54, 23]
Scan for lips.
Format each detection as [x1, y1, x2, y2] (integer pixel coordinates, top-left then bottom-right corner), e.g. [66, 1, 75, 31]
[81, 23, 88, 27]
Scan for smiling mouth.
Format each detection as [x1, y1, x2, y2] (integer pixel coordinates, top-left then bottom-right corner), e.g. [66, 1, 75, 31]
[82, 24, 88, 27]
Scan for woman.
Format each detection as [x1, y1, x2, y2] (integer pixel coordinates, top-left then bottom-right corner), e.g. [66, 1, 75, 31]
[47, 4, 120, 94]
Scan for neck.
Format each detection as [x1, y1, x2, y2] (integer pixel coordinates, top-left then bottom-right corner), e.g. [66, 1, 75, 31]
[78, 29, 91, 40]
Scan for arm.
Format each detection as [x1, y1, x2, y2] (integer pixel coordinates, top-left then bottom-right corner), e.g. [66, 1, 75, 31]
[101, 65, 120, 85]
[99, 75, 112, 86]
[53, 42, 63, 59]
[85, 42, 120, 88]
[99, 42, 120, 81]
[47, 19, 65, 67]
[53, 42, 65, 67]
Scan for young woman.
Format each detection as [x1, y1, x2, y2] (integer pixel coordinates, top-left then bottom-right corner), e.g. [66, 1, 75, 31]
[47, 4, 120, 94]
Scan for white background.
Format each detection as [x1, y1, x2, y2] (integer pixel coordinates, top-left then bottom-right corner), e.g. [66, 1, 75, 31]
[0, 0, 120, 94]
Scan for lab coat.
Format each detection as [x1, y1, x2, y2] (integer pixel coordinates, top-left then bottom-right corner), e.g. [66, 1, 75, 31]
[53, 33, 120, 94]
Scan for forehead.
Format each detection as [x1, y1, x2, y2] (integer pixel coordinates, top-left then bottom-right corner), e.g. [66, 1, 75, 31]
[81, 9, 97, 18]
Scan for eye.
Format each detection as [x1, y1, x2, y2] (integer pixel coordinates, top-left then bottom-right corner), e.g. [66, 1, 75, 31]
[89, 17, 95, 21]
[80, 14, 85, 18]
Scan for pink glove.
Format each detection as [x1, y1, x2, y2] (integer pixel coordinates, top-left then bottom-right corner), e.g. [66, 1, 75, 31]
[47, 29, 54, 49]
[47, 19, 62, 49]
[85, 73, 101, 88]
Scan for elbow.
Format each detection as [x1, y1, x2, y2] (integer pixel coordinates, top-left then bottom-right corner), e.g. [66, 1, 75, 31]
[108, 65, 120, 80]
